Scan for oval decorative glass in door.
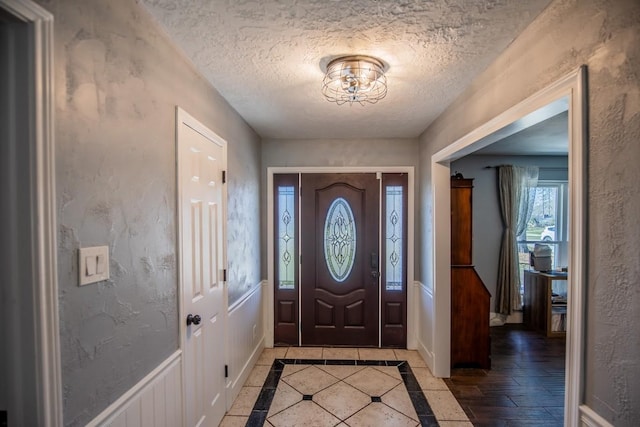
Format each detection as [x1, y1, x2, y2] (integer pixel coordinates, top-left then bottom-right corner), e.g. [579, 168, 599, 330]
[324, 197, 356, 282]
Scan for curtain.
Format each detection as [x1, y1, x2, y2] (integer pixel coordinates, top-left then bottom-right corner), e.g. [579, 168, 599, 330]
[496, 165, 539, 315]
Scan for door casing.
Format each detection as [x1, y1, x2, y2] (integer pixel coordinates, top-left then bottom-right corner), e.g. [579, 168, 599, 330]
[0, 1, 61, 426]
[266, 167, 415, 349]
[431, 67, 587, 426]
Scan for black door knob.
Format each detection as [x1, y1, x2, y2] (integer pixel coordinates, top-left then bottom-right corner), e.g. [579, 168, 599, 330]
[186, 314, 201, 326]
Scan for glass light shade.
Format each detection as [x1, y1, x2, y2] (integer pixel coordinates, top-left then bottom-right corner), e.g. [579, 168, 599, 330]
[322, 55, 387, 105]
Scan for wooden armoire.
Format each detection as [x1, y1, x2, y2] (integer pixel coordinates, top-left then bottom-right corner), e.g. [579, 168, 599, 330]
[450, 176, 491, 369]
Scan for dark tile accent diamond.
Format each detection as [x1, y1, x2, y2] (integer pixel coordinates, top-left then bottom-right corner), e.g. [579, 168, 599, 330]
[302, 394, 313, 401]
[371, 396, 382, 402]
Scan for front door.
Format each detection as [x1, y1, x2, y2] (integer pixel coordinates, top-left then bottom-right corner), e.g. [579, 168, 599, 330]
[177, 110, 226, 427]
[301, 173, 380, 346]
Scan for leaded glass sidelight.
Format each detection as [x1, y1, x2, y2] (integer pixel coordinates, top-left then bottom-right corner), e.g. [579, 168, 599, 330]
[278, 186, 295, 289]
[385, 186, 403, 291]
[324, 197, 356, 282]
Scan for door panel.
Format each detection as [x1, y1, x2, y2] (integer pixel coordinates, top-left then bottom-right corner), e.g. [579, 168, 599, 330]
[301, 173, 379, 346]
[179, 116, 226, 427]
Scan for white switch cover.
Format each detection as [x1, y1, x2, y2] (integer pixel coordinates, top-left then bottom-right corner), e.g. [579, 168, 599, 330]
[79, 246, 109, 286]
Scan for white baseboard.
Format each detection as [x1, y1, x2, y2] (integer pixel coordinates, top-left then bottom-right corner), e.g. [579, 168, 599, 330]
[579, 405, 614, 427]
[87, 350, 182, 427]
[226, 335, 264, 400]
[417, 338, 434, 371]
[226, 283, 265, 409]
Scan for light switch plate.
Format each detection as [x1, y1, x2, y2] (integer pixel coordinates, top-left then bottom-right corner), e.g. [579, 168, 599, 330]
[78, 246, 110, 286]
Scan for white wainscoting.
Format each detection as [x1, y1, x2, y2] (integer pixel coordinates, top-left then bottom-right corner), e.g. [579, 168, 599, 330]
[579, 405, 614, 427]
[87, 351, 182, 427]
[226, 281, 265, 408]
[416, 281, 435, 371]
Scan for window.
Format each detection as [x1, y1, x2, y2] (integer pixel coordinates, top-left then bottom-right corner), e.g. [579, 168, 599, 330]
[385, 185, 404, 291]
[323, 197, 356, 282]
[274, 175, 299, 290]
[382, 174, 408, 292]
[518, 181, 568, 290]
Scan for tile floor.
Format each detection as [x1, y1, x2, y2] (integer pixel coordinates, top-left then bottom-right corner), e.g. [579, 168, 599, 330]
[220, 348, 472, 427]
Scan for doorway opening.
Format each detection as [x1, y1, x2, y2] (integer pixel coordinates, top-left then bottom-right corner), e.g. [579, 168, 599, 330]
[431, 67, 587, 426]
[0, 1, 60, 425]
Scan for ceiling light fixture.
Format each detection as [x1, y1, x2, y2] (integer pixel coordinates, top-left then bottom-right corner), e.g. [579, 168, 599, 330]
[322, 55, 387, 105]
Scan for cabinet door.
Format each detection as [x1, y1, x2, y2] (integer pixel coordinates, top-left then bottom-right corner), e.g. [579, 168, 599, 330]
[451, 179, 473, 265]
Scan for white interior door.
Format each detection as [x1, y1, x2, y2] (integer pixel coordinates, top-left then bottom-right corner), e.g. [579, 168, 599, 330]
[178, 109, 227, 427]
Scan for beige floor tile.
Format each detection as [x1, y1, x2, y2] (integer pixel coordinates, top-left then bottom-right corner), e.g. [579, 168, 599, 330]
[285, 347, 323, 359]
[267, 381, 302, 417]
[256, 347, 289, 365]
[357, 348, 397, 360]
[411, 367, 449, 390]
[423, 390, 470, 421]
[343, 366, 401, 396]
[227, 386, 260, 416]
[438, 421, 474, 427]
[282, 365, 339, 395]
[381, 383, 419, 421]
[322, 347, 359, 359]
[281, 364, 310, 377]
[268, 400, 340, 427]
[393, 349, 427, 367]
[313, 381, 371, 420]
[372, 365, 402, 379]
[244, 364, 271, 387]
[317, 364, 365, 380]
[219, 415, 248, 427]
[345, 402, 418, 427]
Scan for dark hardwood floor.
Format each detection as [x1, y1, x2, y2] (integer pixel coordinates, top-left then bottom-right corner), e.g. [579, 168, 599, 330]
[445, 323, 566, 426]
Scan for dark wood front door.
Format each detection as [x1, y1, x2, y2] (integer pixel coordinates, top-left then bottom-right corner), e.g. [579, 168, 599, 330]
[301, 173, 380, 346]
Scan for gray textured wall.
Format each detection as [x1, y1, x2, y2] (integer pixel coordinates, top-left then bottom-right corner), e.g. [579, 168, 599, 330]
[450, 155, 568, 311]
[37, 0, 261, 424]
[419, 0, 639, 424]
[261, 138, 419, 278]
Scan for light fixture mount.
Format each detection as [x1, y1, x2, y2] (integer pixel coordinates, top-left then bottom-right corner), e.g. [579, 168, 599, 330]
[322, 55, 387, 105]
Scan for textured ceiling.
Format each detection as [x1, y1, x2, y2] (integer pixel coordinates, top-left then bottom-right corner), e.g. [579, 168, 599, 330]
[140, 0, 552, 139]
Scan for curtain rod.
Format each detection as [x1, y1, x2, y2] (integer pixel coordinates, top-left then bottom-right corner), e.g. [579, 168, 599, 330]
[484, 166, 568, 170]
